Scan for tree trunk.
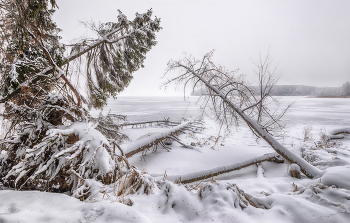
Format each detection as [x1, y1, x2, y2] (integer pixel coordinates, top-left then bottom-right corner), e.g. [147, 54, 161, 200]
[168, 152, 278, 184]
[181, 64, 323, 179]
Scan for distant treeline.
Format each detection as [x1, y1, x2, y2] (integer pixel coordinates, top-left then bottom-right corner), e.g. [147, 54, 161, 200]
[191, 82, 350, 97]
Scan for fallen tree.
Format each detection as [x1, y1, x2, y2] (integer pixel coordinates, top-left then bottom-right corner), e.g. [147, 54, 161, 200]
[115, 121, 199, 159]
[118, 120, 180, 129]
[164, 51, 323, 178]
[167, 152, 279, 184]
[0, 1, 161, 191]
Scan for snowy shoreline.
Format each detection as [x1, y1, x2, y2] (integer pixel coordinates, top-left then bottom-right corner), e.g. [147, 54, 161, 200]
[1, 96, 350, 222]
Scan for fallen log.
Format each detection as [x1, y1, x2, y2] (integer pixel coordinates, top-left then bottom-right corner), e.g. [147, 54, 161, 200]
[118, 120, 180, 128]
[328, 127, 350, 140]
[167, 152, 279, 184]
[118, 122, 192, 159]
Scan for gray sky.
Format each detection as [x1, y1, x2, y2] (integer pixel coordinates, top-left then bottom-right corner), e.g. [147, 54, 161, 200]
[53, 0, 350, 96]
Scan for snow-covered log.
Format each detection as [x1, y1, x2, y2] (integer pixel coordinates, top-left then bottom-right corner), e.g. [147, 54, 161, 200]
[328, 127, 350, 140]
[167, 152, 279, 184]
[118, 120, 180, 128]
[119, 122, 191, 158]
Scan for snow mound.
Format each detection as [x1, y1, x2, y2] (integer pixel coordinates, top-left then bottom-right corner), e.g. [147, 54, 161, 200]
[321, 166, 350, 189]
[198, 182, 250, 210]
[0, 190, 151, 223]
[329, 127, 350, 136]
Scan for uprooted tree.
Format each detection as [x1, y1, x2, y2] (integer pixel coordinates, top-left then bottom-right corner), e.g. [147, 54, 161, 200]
[0, 0, 161, 191]
[164, 50, 324, 179]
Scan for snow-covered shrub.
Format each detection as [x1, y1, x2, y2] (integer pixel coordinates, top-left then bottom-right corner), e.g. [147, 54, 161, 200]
[157, 180, 201, 218]
[289, 164, 301, 179]
[198, 182, 249, 210]
[72, 167, 155, 202]
[0, 93, 82, 188]
[3, 121, 118, 192]
[303, 125, 313, 142]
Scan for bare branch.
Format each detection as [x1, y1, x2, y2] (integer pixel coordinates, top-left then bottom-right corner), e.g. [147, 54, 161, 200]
[164, 51, 323, 179]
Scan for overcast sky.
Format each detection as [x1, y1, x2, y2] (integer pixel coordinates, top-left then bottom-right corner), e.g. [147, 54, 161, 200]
[53, 0, 350, 96]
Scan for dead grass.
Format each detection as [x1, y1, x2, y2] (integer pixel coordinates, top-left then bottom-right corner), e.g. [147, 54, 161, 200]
[303, 126, 313, 142]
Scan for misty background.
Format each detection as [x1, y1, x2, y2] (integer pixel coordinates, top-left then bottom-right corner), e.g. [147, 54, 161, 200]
[53, 0, 350, 96]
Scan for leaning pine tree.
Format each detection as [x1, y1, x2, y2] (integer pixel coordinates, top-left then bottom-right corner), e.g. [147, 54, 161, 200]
[0, 0, 161, 192]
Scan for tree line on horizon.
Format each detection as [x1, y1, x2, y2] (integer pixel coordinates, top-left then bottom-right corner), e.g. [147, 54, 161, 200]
[191, 81, 350, 97]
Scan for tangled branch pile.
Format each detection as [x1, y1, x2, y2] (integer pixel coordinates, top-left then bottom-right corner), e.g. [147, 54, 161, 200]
[164, 51, 323, 178]
[0, 0, 161, 192]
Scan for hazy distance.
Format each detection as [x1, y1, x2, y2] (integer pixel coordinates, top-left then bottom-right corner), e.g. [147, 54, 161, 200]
[53, 0, 350, 96]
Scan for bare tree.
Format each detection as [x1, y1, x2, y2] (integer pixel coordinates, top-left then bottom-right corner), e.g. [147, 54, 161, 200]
[164, 50, 323, 179]
[252, 53, 287, 132]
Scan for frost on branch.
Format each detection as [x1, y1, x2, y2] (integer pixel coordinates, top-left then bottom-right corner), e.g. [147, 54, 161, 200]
[119, 121, 194, 158]
[90, 112, 129, 143]
[0, 2, 161, 193]
[0, 114, 194, 192]
[68, 9, 162, 109]
[164, 51, 323, 179]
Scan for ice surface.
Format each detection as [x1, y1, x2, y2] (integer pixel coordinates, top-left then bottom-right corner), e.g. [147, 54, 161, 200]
[90, 96, 202, 122]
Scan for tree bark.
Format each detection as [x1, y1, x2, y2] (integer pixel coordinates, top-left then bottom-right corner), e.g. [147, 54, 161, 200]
[169, 152, 278, 184]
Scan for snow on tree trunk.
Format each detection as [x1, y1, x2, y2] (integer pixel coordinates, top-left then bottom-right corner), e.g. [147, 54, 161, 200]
[179, 64, 323, 179]
[119, 122, 192, 158]
[166, 152, 278, 184]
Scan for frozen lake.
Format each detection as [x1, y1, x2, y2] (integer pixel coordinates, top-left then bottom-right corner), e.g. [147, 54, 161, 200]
[94, 96, 350, 128]
[91, 96, 203, 122]
[1, 96, 350, 223]
[280, 96, 350, 127]
[115, 96, 350, 177]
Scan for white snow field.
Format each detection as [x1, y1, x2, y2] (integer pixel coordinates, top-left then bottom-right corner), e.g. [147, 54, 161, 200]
[1, 96, 350, 222]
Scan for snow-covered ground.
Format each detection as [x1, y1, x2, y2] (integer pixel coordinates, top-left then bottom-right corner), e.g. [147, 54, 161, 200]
[1, 96, 350, 222]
